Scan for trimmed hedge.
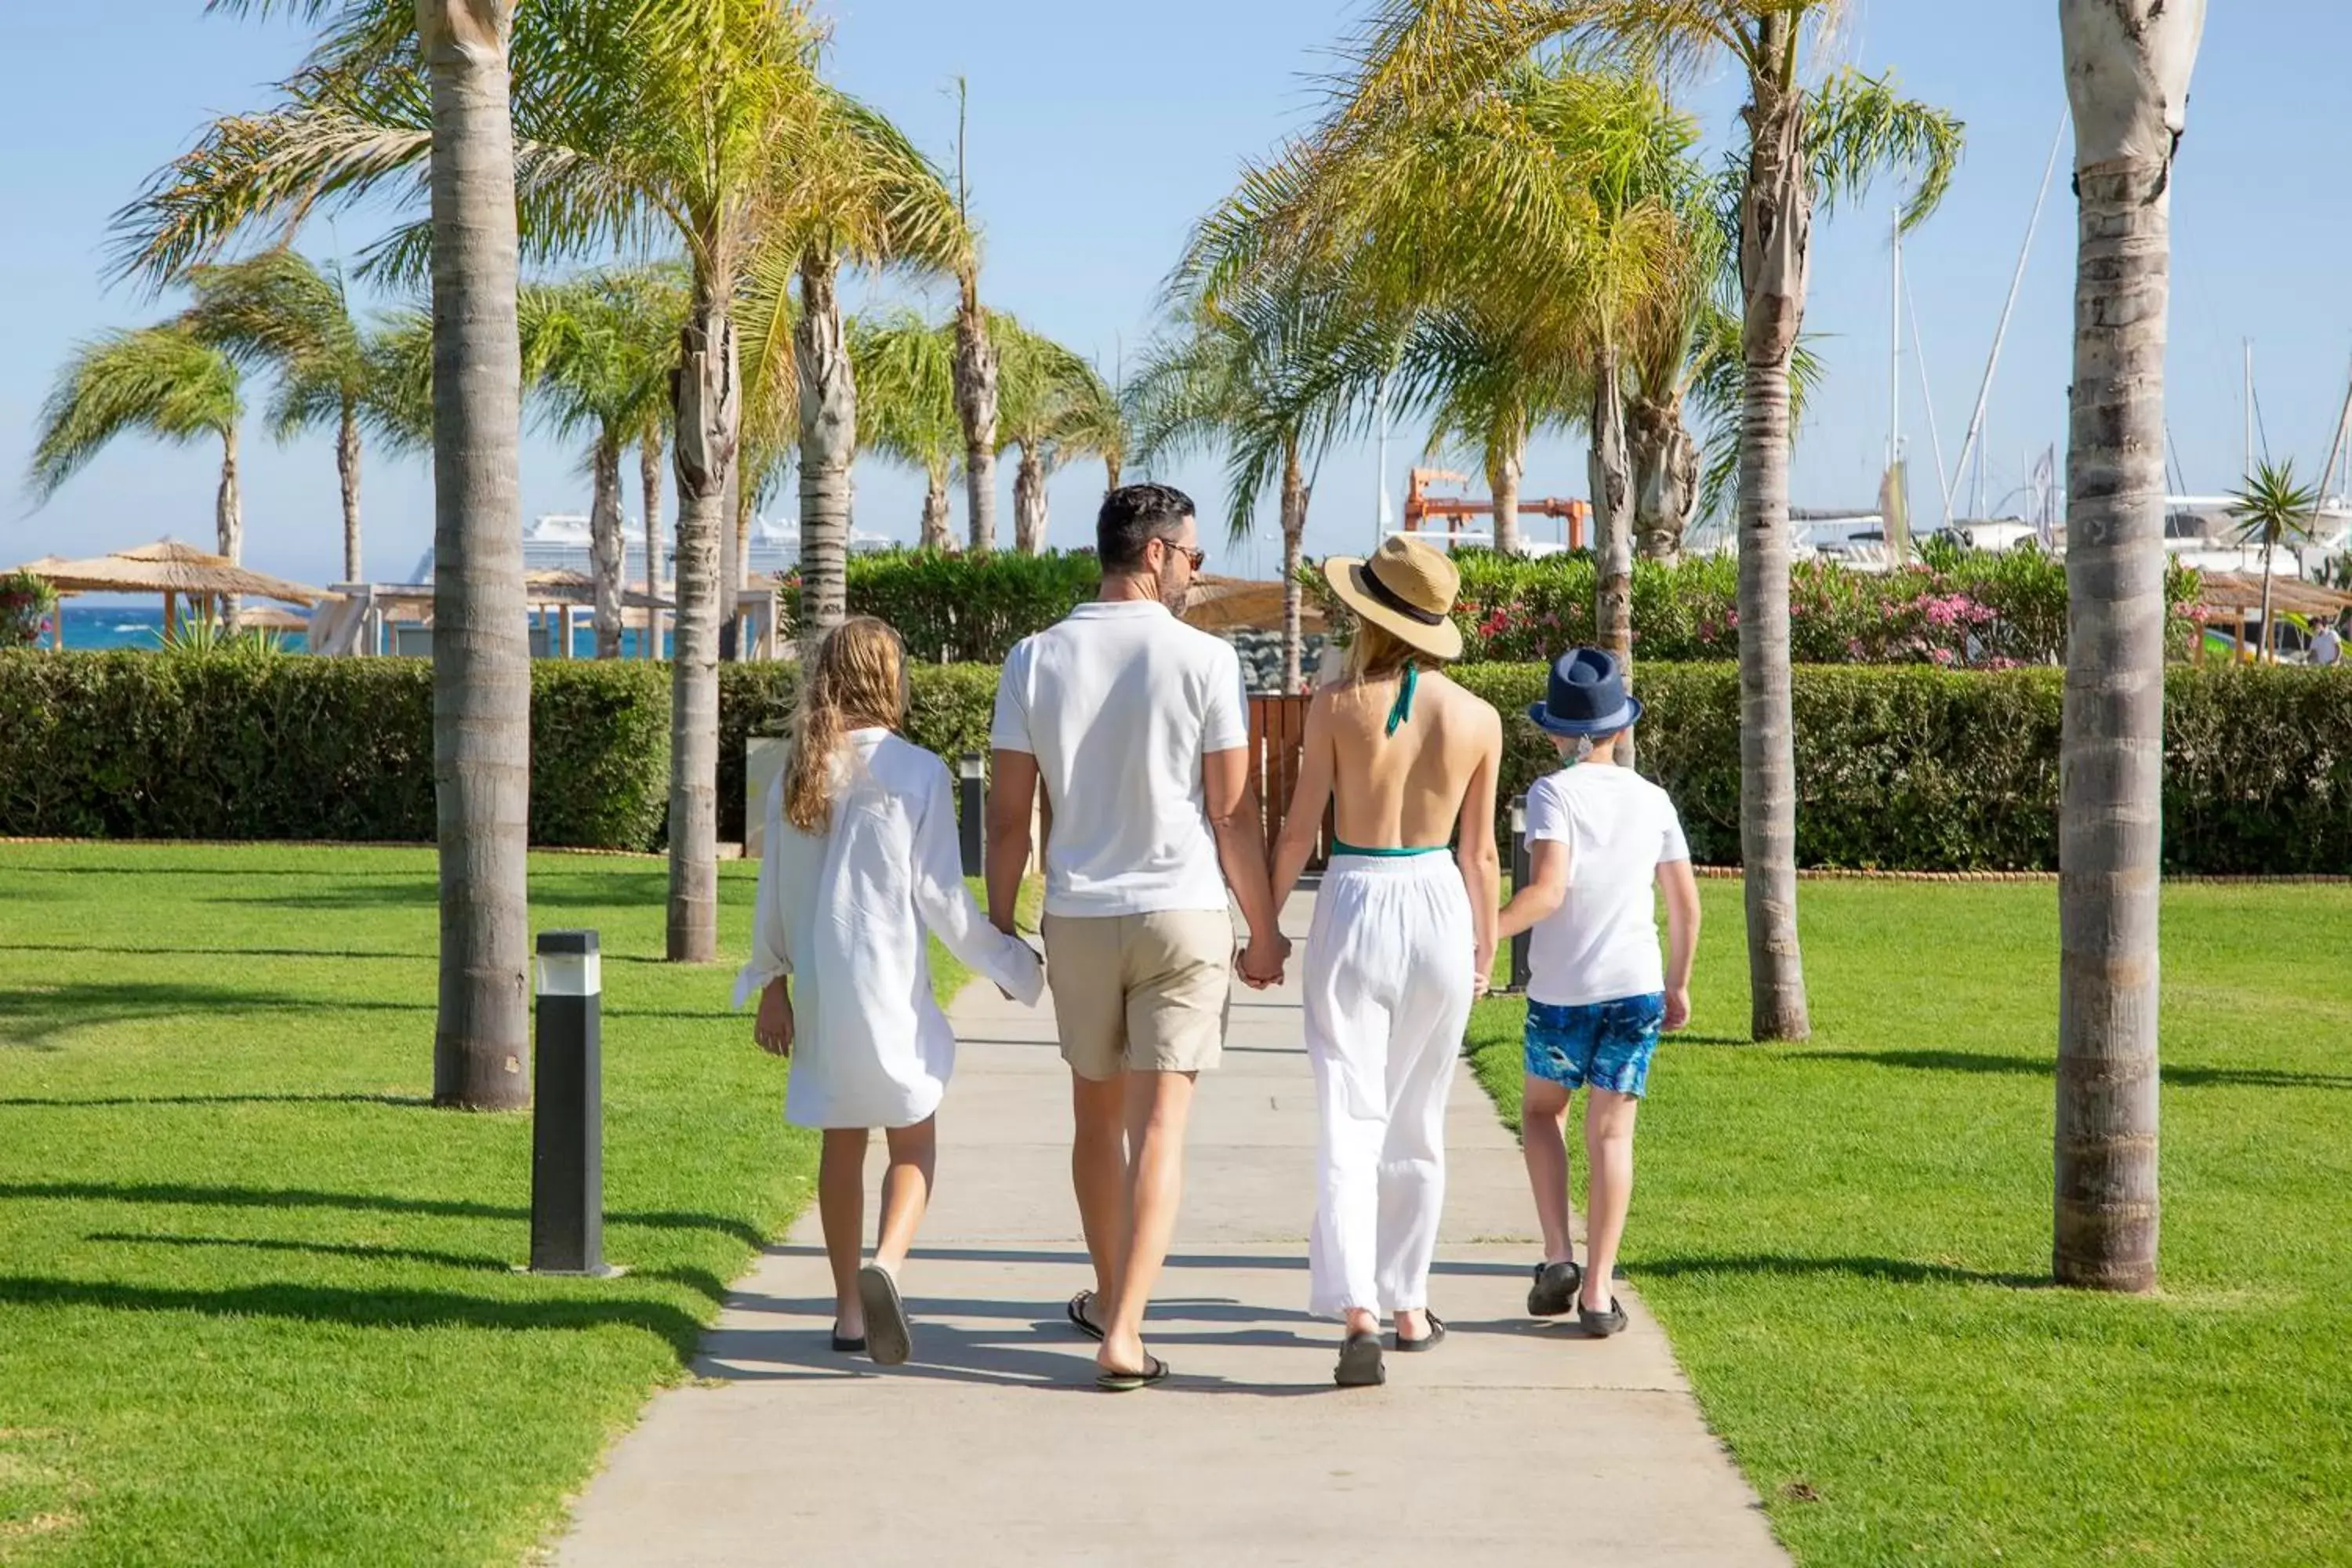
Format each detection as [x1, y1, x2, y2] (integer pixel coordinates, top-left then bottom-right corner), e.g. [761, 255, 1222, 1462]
[719, 663, 999, 844]
[5, 652, 2346, 873]
[1450, 662, 2352, 875]
[777, 550, 1102, 663]
[1311, 547, 2204, 669]
[0, 652, 669, 850]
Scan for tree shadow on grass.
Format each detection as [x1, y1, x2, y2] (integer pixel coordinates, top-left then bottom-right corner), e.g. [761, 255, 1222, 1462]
[0, 1273, 707, 1355]
[0, 981, 430, 1050]
[1637, 1252, 2047, 1290]
[1787, 1047, 2352, 1092]
[0, 1180, 767, 1249]
[0, 941, 428, 964]
[0, 1091, 430, 1109]
[79, 1235, 736, 1305]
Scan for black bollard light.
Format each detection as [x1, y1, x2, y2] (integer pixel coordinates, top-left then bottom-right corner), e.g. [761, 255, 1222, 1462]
[1508, 795, 1532, 995]
[958, 752, 985, 877]
[531, 930, 616, 1276]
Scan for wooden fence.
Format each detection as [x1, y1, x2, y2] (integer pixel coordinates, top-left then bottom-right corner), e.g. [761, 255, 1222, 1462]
[1249, 694, 1330, 866]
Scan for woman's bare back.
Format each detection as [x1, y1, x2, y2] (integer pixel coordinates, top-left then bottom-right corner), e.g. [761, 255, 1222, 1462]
[1317, 668, 1501, 850]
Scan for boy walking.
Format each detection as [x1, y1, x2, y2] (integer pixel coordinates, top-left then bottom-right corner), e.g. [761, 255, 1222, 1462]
[1497, 649, 1700, 1337]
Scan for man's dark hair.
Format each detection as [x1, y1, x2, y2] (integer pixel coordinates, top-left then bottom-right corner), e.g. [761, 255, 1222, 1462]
[1097, 483, 1196, 572]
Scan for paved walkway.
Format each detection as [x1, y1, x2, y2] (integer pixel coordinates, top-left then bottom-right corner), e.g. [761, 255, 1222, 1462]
[558, 898, 1785, 1566]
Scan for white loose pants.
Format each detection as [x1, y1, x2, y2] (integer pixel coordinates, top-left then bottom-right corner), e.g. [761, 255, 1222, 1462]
[1301, 854, 1476, 1319]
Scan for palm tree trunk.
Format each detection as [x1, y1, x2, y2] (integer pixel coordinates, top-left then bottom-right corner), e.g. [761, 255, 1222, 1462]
[1487, 423, 1524, 557]
[1279, 438, 1307, 693]
[796, 249, 854, 644]
[420, 0, 529, 1109]
[2055, 0, 2202, 1294]
[1631, 394, 1697, 564]
[954, 273, 999, 553]
[1104, 453, 1121, 492]
[1013, 444, 1048, 554]
[1590, 344, 1635, 769]
[1735, 34, 1813, 1043]
[216, 422, 243, 633]
[337, 398, 364, 583]
[920, 465, 953, 550]
[640, 434, 664, 660]
[669, 281, 740, 964]
[2257, 539, 2275, 662]
[590, 434, 625, 659]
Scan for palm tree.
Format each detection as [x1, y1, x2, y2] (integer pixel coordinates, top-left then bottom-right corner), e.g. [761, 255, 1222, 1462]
[851, 310, 964, 546]
[521, 266, 685, 657]
[2055, 0, 2206, 1294]
[995, 319, 1119, 555]
[2227, 458, 2319, 664]
[763, 87, 966, 640]
[181, 249, 387, 583]
[1328, 4, 1958, 1040]
[949, 78, 1000, 554]
[114, 0, 840, 964]
[27, 323, 246, 626]
[1131, 281, 1382, 691]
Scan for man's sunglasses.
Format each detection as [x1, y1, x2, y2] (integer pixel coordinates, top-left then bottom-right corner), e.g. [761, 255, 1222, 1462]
[1156, 539, 1207, 572]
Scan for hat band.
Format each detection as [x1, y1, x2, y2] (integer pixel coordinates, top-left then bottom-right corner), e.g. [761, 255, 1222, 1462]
[1360, 559, 1446, 626]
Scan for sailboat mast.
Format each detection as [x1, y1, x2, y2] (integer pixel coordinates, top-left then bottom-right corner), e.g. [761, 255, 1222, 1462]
[2242, 339, 2255, 482]
[1948, 116, 2065, 527]
[1889, 209, 1902, 472]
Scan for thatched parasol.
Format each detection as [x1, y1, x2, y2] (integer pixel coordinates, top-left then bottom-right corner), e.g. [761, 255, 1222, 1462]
[16, 539, 325, 606]
[1181, 575, 1328, 635]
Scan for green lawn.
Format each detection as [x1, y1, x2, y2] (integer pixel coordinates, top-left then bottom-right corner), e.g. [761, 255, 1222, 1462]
[1468, 879, 2352, 1567]
[0, 843, 813, 1566]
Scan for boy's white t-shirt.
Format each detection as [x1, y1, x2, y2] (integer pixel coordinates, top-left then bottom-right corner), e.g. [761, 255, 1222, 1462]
[1523, 763, 1691, 1007]
[990, 600, 1250, 919]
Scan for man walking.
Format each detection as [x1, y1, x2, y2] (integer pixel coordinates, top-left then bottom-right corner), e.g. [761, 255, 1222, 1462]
[987, 483, 1289, 1390]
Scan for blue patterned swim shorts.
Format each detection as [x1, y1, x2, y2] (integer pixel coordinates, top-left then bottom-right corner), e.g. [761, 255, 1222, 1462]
[1523, 993, 1667, 1098]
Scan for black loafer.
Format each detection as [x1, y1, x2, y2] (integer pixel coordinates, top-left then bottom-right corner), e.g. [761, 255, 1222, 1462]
[830, 1330, 867, 1354]
[1579, 1297, 1628, 1338]
[1334, 1331, 1385, 1387]
[1528, 1260, 1582, 1317]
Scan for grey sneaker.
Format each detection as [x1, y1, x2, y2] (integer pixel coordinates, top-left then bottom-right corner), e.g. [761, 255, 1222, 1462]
[1528, 1260, 1582, 1317]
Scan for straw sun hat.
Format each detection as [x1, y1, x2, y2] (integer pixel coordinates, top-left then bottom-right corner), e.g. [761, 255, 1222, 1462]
[1322, 535, 1463, 661]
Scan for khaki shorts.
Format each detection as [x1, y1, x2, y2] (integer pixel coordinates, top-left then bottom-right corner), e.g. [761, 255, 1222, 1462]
[1040, 909, 1233, 1080]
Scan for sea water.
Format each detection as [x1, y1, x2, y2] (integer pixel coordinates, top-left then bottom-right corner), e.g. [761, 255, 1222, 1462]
[45, 604, 670, 659]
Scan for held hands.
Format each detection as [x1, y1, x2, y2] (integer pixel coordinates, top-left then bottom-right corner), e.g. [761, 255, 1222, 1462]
[1236, 931, 1292, 990]
[1663, 986, 1691, 1033]
[754, 978, 794, 1058]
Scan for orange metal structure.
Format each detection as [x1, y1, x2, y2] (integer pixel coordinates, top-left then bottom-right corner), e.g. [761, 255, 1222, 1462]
[1400, 467, 1589, 550]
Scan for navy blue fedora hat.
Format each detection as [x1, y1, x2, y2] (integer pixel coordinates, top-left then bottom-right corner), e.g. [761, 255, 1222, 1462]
[1528, 648, 1643, 736]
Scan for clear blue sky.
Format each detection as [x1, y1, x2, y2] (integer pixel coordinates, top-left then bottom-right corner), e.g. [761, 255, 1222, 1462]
[5, 2, 2346, 591]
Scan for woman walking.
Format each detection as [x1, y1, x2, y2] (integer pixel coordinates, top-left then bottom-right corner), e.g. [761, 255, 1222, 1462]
[1269, 537, 1502, 1388]
[738, 618, 1044, 1365]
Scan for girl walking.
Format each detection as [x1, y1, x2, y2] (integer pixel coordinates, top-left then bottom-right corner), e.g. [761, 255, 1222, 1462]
[1269, 537, 1502, 1388]
[738, 618, 1044, 1365]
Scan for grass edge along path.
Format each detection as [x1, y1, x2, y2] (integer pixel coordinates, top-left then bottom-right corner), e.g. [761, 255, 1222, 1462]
[1463, 878, 2352, 1568]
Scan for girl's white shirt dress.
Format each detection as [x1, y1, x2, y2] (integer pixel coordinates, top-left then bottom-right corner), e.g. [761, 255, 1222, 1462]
[735, 728, 1044, 1129]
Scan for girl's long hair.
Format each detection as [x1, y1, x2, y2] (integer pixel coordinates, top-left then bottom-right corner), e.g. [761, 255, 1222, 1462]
[782, 617, 908, 834]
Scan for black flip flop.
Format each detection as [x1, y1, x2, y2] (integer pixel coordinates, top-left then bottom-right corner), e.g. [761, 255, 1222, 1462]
[857, 1263, 913, 1366]
[1527, 1259, 1583, 1318]
[1334, 1330, 1385, 1388]
[1394, 1313, 1446, 1352]
[1095, 1352, 1171, 1392]
[1579, 1296, 1629, 1338]
[1066, 1289, 1105, 1342]
[830, 1330, 866, 1354]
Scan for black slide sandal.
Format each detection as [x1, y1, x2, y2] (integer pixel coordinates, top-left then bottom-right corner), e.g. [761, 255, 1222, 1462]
[1395, 1313, 1446, 1352]
[1096, 1353, 1171, 1392]
[1334, 1331, 1385, 1387]
[1066, 1289, 1105, 1342]
[830, 1330, 866, 1354]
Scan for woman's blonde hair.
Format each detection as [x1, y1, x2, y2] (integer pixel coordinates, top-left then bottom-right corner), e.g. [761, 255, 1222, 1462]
[1345, 620, 1430, 682]
[783, 617, 908, 834]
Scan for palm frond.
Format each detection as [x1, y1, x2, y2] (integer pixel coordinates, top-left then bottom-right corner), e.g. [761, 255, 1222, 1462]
[29, 325, 244, 500]
[1804, 67, 1965, 234]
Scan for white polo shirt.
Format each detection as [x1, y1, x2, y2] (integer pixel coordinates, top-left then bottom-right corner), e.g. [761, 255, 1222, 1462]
[990, 600, 1250, 919]
[1523, 763, 1691, 1007]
